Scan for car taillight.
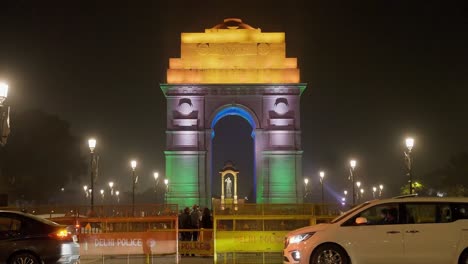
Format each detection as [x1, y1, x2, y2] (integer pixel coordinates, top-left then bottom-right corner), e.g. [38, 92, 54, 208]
[49, 228, 72, 240]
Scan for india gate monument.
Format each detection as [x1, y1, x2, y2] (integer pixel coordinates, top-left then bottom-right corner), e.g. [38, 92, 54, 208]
[160, 18, 306, 208]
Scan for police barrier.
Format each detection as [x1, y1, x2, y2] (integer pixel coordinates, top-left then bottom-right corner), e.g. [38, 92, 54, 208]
[2, 204, 180, 263]
[2, 203, 344, 263]
[213, 203, 342, 264]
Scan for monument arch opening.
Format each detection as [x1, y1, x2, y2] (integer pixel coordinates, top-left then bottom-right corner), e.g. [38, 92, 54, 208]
[212, 113, 255, 202]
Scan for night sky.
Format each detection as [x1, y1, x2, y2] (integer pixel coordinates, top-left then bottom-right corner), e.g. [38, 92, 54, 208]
[1, 1, 467, 202]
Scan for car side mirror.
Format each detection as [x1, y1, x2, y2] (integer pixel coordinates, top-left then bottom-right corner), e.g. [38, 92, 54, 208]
[355, 217, 368, 225]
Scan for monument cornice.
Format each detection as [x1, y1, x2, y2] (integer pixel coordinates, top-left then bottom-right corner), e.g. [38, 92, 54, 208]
[160, 83, 307, 96]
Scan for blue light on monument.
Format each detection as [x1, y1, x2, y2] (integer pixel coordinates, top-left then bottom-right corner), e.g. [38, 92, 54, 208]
[211, 106, 256, 138]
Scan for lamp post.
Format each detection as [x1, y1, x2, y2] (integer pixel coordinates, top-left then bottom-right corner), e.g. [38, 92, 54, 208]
[83, 185, 89, 198]
[350, 160, 357, 205]
[304, 178, 309, 202]
[108, 181, 114, 196]
[379, 184, 384, 197]
[100, 189, 105, 204]
[372, 186, 377, 199]
[319, 171, 325, 205]
[360, 188, 364, 202]
[356, 181, 361, 204]
[0, 82, 8, 105]
[131, 160, 137, 216]
[115, 190, 120, 203]
[0, 82, 10, 146]
[405, 137, 414, 194]
[164, 179, 169, 205]
[88, 138, 97, 212]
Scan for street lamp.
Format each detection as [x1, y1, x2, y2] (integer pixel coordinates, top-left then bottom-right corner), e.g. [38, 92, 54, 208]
[153, 172, 160, 203]
[164, 179, 169, 205]
[379, 184, 384, 197]
[372, 186, 377, 199]
[349, 159, 357, 205]
[100, 189, 105, 203]
[108, 181, 114, 196]
[0, 82, 8, 104]
[304, 178, 309, 202]
[83, 185, 89, 198]
[115, 190, 120, 203]
[360, 188, 364, 202]
[405, 137, 414, 194]
[88, 138, 97, 213]
[0, 82, 10, 146]
[154, 172, 159, 185]
[131, 160, 137, 215]
[319, 171, 325, 205]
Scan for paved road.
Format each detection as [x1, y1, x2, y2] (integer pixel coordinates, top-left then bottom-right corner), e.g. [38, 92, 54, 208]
[81, 255, 213, 264]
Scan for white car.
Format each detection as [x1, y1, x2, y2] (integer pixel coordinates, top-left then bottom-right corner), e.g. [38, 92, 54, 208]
[283, 195, 468, 264]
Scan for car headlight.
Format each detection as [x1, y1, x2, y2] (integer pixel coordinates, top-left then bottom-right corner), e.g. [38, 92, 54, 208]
[288, 232, 315, 245]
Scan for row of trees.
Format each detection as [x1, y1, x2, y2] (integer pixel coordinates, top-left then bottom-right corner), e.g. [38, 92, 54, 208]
[0, 110, 87, 204]
[400, 152, 468, 197]
[0, 109, 169, 206]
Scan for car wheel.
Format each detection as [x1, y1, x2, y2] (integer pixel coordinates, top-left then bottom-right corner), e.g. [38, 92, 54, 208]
[9, 252, 40, 264]
[460, 249, 468, 264]
[310, 244, 349, 264]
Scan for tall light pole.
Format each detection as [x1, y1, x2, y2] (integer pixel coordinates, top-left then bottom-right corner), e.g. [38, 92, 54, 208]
[100, 189, 105, 203]
[83, 185, 88, 196]
[164, 179, 169, 205]
[372, 186, 377, 199]
[319, 171, 325, 205]
[131, 160, 137, 215]
[108, 181, 114, 196]
[153, 172, 159, 203]
[0, 82, 10, 146]
[349, 160, 357, 205]
[115, 190, 120, 203]
[304, 178, 309, 202]
[379, 184, 384, 197]
[405, 137, 414, 194]
[88, 138, 97, 212]
[356, 181, 361, 204]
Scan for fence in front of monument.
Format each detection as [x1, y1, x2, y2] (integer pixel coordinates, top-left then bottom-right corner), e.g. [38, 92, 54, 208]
[1, 204, 181, 263]
[1, 203, 344, 263]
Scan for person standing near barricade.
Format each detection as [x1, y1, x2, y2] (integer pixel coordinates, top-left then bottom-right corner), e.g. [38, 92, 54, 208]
[180, 207, 191, 240]
[201, 207, 213, 228]
[200, 207, 213, 241]
[190, 204, 201, 242]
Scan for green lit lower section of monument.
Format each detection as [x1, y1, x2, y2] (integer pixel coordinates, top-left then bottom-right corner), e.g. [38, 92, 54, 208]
[261, 151, 303, 203]
[165, 151, 207, 208]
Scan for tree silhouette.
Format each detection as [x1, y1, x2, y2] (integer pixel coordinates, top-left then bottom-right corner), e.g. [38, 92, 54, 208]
[418, 152, 468, 197]
[0, 109, 87, 205]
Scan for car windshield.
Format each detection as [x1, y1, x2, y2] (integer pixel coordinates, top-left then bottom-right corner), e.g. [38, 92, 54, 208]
[330, 202, 370, 224]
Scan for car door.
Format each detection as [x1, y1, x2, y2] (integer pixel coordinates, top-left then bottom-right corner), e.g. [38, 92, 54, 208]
[339, 203, 405, 264]
[0, 213, 23, 262]
[402, 203, 460, 264]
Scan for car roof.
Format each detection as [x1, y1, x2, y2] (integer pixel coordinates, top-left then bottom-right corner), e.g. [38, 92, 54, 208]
[0, 210, 62, 226]
[370, 196, 468, 205]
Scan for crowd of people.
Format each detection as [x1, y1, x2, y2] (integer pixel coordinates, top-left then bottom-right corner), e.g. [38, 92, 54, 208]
[178, 204, 213, 245]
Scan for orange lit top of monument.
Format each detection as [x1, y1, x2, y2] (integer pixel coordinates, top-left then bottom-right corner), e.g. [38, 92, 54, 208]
[167, 18, 300, 84]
